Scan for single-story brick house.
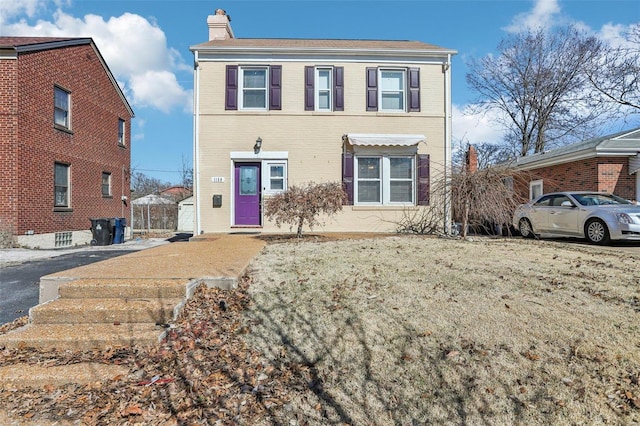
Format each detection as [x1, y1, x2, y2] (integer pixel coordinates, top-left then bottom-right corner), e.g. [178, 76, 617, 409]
[512, 128, 640, 202]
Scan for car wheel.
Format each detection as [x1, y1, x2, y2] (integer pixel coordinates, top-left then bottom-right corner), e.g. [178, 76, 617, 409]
[585, 219, 610, 245]
[518, 218, 534, 239]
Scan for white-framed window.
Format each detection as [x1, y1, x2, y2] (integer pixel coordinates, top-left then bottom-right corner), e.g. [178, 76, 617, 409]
[54, 162, 70, 208]
[530, 179, 543, 200]
[379, 69, 405, 112]
[102, 172, 111, 197]
[355, 155, 414, 205]
[118, 119, 125, 146]
[262, 161, 287, 195]
[315, 68, 332, 111]
[240, 67, 268, 110]
[54, 86, 71, 129]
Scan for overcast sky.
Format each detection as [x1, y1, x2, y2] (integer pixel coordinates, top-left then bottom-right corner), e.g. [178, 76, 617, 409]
[1, 0, 638, 182]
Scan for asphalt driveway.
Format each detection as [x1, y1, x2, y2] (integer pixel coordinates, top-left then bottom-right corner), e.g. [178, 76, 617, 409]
[0, 250, 137, 325]
[0, 237, 174, 325]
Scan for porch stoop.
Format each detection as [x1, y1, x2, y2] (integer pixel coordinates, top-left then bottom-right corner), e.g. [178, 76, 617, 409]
[0, 278, 192, 351]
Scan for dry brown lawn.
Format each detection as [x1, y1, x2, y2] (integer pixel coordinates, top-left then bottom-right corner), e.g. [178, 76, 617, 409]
[244, 235, 640, 425]
[1, 235, 639, 425]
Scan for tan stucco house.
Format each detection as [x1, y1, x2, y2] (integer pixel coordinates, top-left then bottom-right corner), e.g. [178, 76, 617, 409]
[189, 9, 456, 234]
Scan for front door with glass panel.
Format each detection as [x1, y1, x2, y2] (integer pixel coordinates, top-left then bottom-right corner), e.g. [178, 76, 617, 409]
[234, 163, 261, 225]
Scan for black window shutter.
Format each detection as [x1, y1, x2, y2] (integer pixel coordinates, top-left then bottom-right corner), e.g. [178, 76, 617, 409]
[269, 65, 282, 110]
[225, 65, 238, 110]
[334, 66, 344, 111]
[304, 66, 314, 111]
[342, 152, 354, 205]
[409, 67, 420, 112]
[417, 154, 430, 205]
[366, 67, 378, 111]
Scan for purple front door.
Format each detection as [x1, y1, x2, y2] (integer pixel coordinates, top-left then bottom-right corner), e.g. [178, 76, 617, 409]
[234, 163, 261, 226]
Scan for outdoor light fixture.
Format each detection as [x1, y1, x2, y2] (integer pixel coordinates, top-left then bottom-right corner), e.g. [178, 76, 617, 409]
[254, 137, 262, 154]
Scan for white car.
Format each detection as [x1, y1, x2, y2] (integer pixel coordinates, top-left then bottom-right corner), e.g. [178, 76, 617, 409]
[512, 192, 640, 245]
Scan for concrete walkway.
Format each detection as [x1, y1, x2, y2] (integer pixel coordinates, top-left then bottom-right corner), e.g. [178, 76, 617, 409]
[0, 234, 266, 389]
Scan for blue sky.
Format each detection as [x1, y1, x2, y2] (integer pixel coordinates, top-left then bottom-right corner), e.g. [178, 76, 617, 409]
[1, 0, 638, 184]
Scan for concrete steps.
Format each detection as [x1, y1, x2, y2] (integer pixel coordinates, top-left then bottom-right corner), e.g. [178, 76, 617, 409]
[58, 278, 187, 299]
[0, 277, 191, 352]
[30, 297, 183, 324]
[0, 323, 166, 351]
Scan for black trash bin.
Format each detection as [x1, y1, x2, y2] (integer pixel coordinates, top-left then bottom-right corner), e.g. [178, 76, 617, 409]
[112, 217, 126, 244]
[90, 218, 112, 246]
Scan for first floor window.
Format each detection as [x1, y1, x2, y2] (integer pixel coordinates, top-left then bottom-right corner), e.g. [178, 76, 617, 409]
[54, 86, 71, 129]
[118, 119, 125, 146]
[262, 161, 287, 194]
[55, 163, 70, 207]
[530, 180, 543, 200]
[102, 172, 111, 197]
[240, 67, 267, 109]
[355, 156, 414, 205]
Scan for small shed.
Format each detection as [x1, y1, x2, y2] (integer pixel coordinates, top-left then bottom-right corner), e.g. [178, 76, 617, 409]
[177, 196, 194, 232]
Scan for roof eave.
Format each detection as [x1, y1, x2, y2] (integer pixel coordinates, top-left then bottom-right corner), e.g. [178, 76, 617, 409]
[190, 45, 457, 57]
[515, 147, 640, 170]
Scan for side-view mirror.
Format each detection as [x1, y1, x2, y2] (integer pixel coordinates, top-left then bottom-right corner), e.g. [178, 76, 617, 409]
[561, 200, 575, 208]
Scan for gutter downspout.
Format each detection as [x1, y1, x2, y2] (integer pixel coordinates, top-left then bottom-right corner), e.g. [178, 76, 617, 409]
[193, 51, 202, 235]
[444, 53, 452, 235]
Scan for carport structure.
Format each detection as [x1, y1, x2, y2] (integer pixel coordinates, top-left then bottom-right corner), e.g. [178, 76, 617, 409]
[131, 194, 177, 233]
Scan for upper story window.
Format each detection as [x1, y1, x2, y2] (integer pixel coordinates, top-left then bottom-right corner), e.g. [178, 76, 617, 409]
[305, 66, 344, 112]
[379, 70, 405, 112]
[102, 172, 112, 197]
[54, 86, 71, 129]
[366, 67, 420, 113]
[118, 119, 126, 146]
[240, 67, 267, 109]
[225, 65, 281, 111]
[316, 68, 332, 111]
[54, 162, 70, 208]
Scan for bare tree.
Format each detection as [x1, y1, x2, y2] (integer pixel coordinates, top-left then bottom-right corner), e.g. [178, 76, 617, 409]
[467, 26, 612, 157]
[130, 172, 170, 198]
[180, 155, 193, 191]
[585, 24, 640, 113]
[452, 139, 515, 170]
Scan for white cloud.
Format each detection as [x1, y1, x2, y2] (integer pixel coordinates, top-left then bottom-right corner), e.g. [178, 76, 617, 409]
[452, 104, 506, 145]
[504, 0, 562, 33]
[130, 70, 193, 113]
[0, 5, 191, 114]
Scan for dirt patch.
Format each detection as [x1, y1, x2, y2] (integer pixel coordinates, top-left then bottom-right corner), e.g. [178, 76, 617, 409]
[243, 235, 640, 424]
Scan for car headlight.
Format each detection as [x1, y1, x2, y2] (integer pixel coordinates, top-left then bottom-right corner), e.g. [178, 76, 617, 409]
[616, 213, 634, 224]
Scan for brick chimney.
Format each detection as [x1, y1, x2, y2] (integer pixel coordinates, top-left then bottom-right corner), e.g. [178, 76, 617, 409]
[466, 145, 478, 173]
[207, 9, 234, 40]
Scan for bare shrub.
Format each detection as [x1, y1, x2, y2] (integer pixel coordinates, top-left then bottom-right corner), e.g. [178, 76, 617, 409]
[263, 181, 347, 238]
[451, 166, 530, 237]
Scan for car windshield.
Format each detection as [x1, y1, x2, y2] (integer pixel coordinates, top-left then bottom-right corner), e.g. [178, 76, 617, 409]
[571, 193, 632, 206]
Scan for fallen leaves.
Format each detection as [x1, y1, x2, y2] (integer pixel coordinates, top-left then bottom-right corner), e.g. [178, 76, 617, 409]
[0, 279, 306, 424]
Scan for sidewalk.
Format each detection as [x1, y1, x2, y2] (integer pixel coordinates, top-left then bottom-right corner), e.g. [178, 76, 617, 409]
[0, 237, 171, 268]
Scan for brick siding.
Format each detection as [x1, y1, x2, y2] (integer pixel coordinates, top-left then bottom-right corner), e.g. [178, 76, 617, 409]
[0, 43, 132, 237]
[515, 157, 636, 200]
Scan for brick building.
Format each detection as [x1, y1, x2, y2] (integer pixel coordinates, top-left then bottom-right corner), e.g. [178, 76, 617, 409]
[0, 37, 134, 248]
[513, 128, 640, 201]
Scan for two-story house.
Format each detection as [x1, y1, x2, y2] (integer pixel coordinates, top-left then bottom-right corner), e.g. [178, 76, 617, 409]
[0, 37, 134, 248]
[190, 10, 456, 234]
